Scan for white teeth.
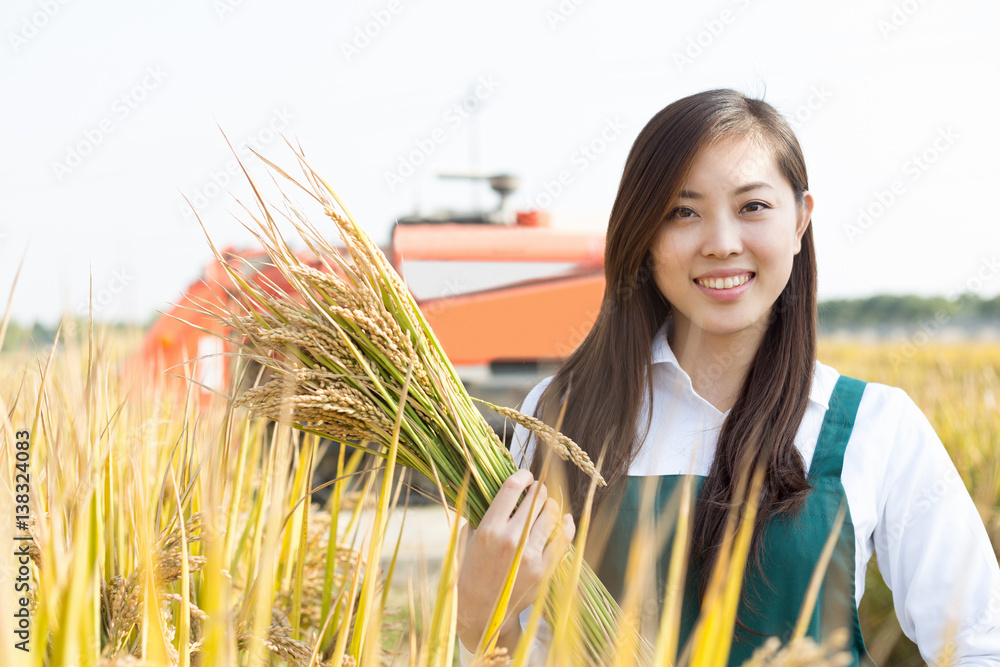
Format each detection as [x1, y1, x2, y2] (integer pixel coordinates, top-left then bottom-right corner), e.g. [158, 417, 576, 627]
[697, 274, 751, 289]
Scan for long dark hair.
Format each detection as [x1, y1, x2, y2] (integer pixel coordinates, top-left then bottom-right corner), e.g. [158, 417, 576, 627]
[528, 88, 817, 609]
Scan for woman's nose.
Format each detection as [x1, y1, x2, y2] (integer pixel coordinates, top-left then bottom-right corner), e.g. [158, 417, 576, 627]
[700, 214, 743, 259]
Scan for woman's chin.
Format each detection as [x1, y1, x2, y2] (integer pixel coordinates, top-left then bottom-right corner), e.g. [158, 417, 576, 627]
[689, 313, 770, 340]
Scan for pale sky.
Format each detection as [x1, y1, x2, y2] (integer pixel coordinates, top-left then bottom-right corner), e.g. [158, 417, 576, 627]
[2, 0, 998, 326]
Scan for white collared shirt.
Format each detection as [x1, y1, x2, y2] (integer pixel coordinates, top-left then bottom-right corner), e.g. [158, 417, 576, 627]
[460, 322, 1000, 664]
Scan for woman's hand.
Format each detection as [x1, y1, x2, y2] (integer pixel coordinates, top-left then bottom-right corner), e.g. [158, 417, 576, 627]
[456, 469, 576, 655]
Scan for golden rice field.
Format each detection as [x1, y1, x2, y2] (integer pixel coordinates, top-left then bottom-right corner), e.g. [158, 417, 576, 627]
[0, 322, 997, 666]
[817, 339, 1000, 666]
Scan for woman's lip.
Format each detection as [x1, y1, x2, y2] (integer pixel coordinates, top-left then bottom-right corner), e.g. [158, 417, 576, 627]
[694, 273, 755, 302]
[693, 270, 756, 281]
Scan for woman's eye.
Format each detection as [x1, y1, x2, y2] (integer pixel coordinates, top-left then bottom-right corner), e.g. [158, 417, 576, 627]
[742, 201, 770, 213]
[669, 207, 695, 219]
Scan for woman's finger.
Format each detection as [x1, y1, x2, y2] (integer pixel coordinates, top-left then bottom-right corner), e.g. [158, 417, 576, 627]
[562, 513, 576, 543]
[481, 468, 534, 527]
[542, 513, 576, 569]
[510, 480, 548, 531]
[526, 497, 560, 554]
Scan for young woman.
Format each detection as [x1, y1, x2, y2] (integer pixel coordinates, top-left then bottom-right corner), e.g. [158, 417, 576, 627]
[456, 89, 1000, 665]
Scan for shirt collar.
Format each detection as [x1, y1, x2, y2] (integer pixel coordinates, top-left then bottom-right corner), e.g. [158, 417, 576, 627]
[649, 319, 833, 410]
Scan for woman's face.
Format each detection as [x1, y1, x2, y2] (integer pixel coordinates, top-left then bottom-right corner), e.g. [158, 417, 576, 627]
[649, 134, 813, 341]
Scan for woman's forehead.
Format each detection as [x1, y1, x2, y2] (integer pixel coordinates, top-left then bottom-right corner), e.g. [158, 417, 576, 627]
[682, 136, 782, 190]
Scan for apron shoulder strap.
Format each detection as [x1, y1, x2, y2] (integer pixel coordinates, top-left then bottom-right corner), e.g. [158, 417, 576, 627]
[808, 374, 867, 480]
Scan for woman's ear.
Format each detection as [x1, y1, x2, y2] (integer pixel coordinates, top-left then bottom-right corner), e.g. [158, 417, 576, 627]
[793, 192, 815, 255]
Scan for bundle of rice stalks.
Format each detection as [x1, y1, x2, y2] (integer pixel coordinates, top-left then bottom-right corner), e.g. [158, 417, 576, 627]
[183, 143, 649, 665]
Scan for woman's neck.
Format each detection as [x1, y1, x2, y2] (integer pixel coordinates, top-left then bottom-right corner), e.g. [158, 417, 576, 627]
[667, 317, 767, 414]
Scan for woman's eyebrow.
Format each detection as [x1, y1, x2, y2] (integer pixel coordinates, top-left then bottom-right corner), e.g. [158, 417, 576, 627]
[678, 181, 776, 199]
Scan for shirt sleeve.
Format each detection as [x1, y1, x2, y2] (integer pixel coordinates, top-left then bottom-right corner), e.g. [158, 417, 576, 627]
[872, 386, 1000, 664]
[457, 376, 555, 666]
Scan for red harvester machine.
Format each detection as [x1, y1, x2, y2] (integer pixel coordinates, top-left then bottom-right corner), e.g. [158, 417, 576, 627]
[127, 173, 607, 436]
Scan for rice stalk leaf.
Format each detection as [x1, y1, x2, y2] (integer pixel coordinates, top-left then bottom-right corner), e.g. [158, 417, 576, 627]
[321, 446, 361, 649]
[611, 476, 660, 660]
[714, 466, 763, 667]
[549, 446, 606, 666]
[289, 435, 316, 638]
[0, 246, 27, 354]
[328, 545, 365, 667]
[380, 470, 409, 614]
[423, 474, 470, 667]
[169, 468, 191, 667]
[686, 464, 763, 667]
[349, 355, 414, 657]
[651, 473, 697, 666]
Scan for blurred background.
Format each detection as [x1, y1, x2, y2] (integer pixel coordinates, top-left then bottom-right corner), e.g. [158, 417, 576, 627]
[1, 0, 999, 332]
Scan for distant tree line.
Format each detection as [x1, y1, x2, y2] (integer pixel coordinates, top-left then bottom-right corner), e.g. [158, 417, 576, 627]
[818, 294, 1000, 330]
[0, 319, 145, 352]
[4, 294, 1000, 351]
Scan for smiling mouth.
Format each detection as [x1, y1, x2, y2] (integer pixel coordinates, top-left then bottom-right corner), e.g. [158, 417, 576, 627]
[694, 273, 755, 290]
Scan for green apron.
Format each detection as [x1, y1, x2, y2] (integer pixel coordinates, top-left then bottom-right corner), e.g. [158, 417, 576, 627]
[595, 375, 875, 665]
